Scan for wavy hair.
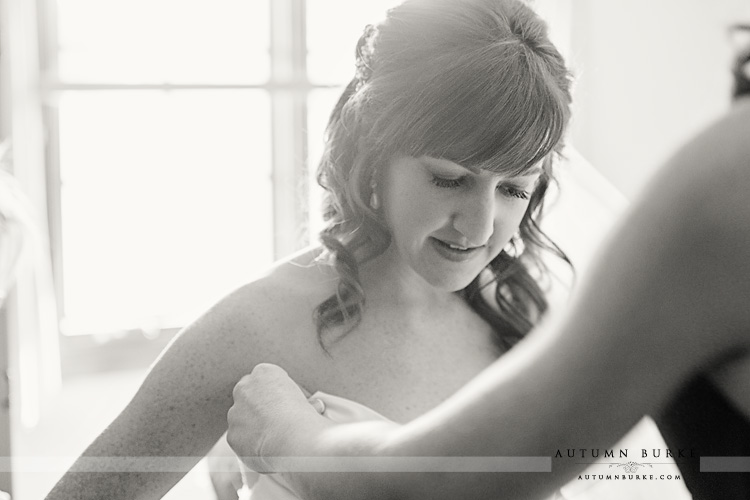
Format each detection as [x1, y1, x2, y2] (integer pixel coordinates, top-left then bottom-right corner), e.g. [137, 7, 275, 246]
[731, 24, 750, 99]
[313, 0, 574, 351]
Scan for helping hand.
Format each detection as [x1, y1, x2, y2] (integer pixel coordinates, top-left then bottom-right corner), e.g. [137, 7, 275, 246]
[227, 363, 331, 473]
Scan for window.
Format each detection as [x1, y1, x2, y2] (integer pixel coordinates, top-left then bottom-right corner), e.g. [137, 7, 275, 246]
[39, 0, 401, 373]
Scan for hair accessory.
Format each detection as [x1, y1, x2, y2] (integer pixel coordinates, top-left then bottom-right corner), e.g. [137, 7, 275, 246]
[355, 24, 377, 90]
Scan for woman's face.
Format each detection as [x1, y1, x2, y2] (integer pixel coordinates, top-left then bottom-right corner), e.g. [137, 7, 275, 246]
[380, 155, 540, 292]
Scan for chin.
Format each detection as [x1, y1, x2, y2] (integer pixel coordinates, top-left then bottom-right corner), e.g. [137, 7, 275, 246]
[421, 268, 480, 293]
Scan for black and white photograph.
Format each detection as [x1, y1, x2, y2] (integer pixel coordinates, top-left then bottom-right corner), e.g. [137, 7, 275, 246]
[0, 0, 749, 499]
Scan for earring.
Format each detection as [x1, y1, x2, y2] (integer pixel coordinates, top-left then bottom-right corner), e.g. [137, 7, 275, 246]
[369, 175, 380, 210]
[369, 186, 380, 210]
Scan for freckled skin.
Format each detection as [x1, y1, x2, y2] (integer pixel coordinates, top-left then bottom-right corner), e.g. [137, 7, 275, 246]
[44, 155, 541, 499]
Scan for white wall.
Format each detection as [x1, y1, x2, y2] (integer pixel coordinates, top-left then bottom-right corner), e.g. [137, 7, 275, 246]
[568, 0, 750, 198]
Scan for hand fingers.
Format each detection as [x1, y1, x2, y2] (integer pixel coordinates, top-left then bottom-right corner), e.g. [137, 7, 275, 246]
[233, 363, 312, 406]
[309, 397, 326, 414]
[298, 385, 313, 398]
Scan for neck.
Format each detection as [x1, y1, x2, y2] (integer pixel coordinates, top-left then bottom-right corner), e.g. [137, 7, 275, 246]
[358, 244, 463, 314]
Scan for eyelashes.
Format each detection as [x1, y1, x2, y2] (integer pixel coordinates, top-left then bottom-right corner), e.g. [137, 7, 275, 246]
[430, 175, 530, 200]
[498, 185, 530, 200]
[430, 176, 463, 189]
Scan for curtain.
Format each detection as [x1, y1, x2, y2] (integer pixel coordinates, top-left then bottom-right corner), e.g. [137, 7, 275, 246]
[1, 0, 61, 429]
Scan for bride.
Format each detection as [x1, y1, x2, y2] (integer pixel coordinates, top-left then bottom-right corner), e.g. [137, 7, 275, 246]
[42, 1, 609, 498]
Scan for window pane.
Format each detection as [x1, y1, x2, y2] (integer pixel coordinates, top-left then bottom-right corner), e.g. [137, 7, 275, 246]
[58, 90, 272, 334]
[57, 0, 269, 83]
[306, 1, 401, 85]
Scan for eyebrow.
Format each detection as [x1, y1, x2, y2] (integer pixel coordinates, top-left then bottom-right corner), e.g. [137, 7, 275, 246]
[425, 157, 483, 175]
[424, 156, 543, 177]
[467, 163, 544, 178]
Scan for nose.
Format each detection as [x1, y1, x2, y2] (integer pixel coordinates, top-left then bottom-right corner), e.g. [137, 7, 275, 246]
[452, 188, 496, 246]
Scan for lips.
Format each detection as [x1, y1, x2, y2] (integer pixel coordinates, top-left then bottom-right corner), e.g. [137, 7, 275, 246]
[430, 237, 483, 262]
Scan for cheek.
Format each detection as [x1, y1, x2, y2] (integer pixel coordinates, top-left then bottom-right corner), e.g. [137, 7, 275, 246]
[384, 180, 445, 236]
[492, 201, 531, 244]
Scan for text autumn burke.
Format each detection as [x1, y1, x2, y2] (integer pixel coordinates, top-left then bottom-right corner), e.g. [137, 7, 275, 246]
[555, 449, 696, 459]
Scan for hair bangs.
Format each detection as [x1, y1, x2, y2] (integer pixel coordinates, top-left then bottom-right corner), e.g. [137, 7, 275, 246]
[315, 0, 574, 347]
[388, 42, 568, 177]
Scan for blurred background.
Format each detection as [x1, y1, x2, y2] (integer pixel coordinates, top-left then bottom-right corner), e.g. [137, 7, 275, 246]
[0, 0, 748, 498]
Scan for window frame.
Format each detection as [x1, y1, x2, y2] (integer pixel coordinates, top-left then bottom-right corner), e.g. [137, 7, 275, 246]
[38, 0, 335, 376]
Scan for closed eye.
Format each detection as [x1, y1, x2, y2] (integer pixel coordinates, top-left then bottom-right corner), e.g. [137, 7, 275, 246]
[497, 184, 530, 200]
[430, 175, 465, 189]
[432, 175, 530, 200]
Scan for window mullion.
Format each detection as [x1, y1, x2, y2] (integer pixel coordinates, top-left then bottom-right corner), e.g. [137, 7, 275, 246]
[269, 0, 309, 258]
[37, 0, 65, 323]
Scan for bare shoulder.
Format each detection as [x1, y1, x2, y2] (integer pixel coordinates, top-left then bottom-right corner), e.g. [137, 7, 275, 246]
[631, 98, 750, 347]
[128, 245, 338, 425]
[654, 98, 750, 218]
[700, 99, 750, 224]
[628, 99, 750, 248]
[178, 245, 337, 365]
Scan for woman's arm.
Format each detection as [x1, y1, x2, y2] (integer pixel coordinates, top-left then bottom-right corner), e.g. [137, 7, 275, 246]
[45, 283, 279, 500]
[229, 100, 750, 500]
